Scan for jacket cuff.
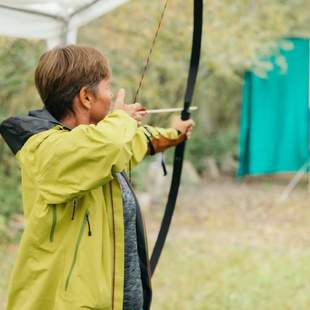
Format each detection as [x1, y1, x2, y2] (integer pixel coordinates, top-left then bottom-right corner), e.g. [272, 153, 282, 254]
[148, 132, 186, 155]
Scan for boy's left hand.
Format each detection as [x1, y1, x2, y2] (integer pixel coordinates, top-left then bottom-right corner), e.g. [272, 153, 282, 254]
[171, 116, 195, 139]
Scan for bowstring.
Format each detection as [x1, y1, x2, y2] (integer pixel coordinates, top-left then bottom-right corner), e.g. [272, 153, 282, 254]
[133, 0, 169, 103]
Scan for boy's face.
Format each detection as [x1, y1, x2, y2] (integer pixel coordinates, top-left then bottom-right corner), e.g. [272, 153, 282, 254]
[89, 78, 113, 124]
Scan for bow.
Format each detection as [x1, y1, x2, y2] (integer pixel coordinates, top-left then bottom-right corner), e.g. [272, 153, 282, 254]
[150, 0, 203, 275]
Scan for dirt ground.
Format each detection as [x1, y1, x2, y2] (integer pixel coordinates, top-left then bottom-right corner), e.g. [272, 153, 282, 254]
[1, 177, 310, 309]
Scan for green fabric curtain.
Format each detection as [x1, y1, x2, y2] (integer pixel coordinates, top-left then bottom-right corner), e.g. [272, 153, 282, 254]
[238, 38, 310, 176]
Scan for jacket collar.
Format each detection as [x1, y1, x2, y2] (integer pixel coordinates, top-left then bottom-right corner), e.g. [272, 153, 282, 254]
[0, 108, 71, 155]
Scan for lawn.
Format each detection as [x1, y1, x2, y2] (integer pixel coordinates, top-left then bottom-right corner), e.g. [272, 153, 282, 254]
[148, 179, 310, 310]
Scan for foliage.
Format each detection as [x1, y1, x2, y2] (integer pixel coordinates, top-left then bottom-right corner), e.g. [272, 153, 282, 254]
[0, 152, 21, 241]
[187, 124, 239, 173]
[0, 0, 309, 224]
[0, 39, 44, 235]
[0, 39, 44, 117]
[79, 0, 310, 128]
[78, 0, 310, 172]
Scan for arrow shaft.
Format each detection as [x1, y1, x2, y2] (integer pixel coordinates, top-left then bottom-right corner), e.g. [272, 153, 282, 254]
[146, 106, 198, 114]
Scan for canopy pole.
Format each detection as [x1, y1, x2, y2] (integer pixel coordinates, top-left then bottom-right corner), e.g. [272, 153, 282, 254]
[46, 20, 77, 48]
[308, 40, 310, 193]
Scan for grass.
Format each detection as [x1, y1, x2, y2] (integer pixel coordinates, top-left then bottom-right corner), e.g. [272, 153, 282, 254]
[151, 236, 310, 310]
[1, 178, 310, 309]
[146, 179, 310, 310]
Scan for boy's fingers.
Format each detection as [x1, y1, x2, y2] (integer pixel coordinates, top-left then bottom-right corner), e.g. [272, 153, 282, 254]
[133, 112, 146, 122]
[136, 110, 147, 116]
[133, 102, 145, 112]
[187, 119, 195, 126]
[115, 88, 126, 105]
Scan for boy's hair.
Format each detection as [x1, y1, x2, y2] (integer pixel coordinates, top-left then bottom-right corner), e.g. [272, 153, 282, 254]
[35, 45, 110, 120]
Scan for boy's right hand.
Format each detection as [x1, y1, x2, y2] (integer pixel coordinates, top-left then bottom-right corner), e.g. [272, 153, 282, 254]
[113, 88, 146, 125]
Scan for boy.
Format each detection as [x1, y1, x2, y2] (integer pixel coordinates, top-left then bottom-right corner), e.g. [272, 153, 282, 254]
[0, 45, 194, 310]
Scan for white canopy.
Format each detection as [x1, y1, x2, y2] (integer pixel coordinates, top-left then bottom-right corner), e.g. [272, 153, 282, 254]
[0, 0, 129, 47]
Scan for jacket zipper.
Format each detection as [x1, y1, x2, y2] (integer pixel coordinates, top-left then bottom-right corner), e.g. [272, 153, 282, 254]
[71, 199, 77, 220]
[49, 204, 57, 242]
[64, 209, 90, 291]
[109, 182, 116, 310]
[86, 212, 92, 236]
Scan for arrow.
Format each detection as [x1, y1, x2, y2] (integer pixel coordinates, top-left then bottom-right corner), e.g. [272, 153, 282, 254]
[146, 106, 198, 114]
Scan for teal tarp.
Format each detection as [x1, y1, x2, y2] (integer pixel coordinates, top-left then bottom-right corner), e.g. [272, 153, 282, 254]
[238, 38, 310, 176]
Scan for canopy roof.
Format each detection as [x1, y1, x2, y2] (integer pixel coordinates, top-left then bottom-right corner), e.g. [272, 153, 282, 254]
[0, 0, 129, 47]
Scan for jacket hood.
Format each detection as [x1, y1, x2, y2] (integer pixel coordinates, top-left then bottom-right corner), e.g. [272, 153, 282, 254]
[0, 108, 71, 155]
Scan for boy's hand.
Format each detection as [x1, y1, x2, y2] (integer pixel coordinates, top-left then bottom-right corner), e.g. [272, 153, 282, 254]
[113, 88, 147, 125]
[171, 116, 195, 139]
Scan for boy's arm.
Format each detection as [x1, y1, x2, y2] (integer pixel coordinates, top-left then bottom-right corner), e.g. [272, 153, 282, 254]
[36, 108, 190, 203]
[142, 125, 186, 155]
[36, 110, 139, 204]
[112, 88, 193, 168]
[129, 125, 187, 167]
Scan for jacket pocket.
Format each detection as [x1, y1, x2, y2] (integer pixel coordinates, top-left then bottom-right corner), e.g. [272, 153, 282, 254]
[61, 207, 111, 309]
[64, 209, 90, 291]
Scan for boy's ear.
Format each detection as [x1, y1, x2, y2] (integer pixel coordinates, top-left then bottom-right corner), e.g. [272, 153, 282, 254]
[79, 86, 92, 110]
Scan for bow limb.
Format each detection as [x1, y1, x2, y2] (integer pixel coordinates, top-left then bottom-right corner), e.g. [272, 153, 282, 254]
[150, 0, 203, 276]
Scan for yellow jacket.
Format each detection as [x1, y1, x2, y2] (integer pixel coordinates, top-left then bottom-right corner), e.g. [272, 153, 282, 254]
[2, 109, 180, 310]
